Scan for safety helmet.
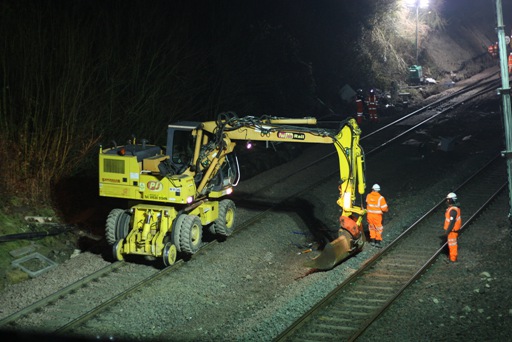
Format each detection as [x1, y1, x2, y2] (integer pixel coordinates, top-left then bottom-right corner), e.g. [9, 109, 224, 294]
[446, 192, 457, 201]
[372, 184, 381, 191]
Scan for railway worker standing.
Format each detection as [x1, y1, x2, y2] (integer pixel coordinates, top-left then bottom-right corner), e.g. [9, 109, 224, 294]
[366, 184, 388, 248]
[443, 192, 462, 262]
[355, 89, 365, 124]
[367, 89, 378, 122]
[487, 42, 498, 59]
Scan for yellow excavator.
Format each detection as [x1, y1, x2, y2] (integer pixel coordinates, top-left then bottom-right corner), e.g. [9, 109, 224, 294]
[99, 112, 366, 270]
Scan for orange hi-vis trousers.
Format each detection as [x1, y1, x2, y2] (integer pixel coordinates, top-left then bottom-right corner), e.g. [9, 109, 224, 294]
[447, 231, 458, 262]
[367, 214, 383, 241]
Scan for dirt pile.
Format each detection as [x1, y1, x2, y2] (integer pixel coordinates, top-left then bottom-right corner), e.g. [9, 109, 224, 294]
[422, 1, 503, 83]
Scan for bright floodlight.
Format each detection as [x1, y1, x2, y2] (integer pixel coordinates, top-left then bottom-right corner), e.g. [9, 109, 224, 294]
[404, 0, 429, 8]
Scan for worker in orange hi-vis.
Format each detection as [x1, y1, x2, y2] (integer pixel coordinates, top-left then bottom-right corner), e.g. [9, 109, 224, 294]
[508, 53, 512, 74]
[366, 184, 388, 248]
[488, 42, 498, 59]
[443, 192, 462, 262]
[487, 44, 493, 56]
[367, 89, 378, 122]
[355, 89, 364, 124]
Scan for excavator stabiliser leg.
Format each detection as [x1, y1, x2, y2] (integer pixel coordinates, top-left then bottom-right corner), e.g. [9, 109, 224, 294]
[304, 216, 364, 270]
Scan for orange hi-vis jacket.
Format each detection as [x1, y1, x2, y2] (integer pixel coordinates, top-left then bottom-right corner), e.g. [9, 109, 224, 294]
[367, 94, 377, 110]
[488, 43, 498, 58]
[444, 206, 461, 232]
[366, 191, 388, 216]
[366, 191, 388, 214]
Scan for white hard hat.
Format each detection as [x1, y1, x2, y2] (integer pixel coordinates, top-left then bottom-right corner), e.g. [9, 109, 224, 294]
[446, 192, 457, 200]
[372, 184, 381, 191]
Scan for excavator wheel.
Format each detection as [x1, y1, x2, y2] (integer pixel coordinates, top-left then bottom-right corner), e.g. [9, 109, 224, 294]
[212, 199, 236, 237]
[113, 239, 124, 261]
[176, 215, 203, 254]
[163, 243, 177, 266]
[105, 209, 131, 245]
[171, 214, 186, 252]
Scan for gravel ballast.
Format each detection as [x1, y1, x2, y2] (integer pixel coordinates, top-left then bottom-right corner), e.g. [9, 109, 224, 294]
[1, 69, 511, 341]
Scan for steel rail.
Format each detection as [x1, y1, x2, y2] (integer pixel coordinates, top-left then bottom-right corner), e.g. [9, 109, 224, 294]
[0, 261, 126, 328]
[1, 75, 499, 337]
[274, 156, 507, 341]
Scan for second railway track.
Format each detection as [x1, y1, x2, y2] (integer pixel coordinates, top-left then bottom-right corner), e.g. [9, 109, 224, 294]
[275, 156, 507, 341]
[0, 71, 505, 341]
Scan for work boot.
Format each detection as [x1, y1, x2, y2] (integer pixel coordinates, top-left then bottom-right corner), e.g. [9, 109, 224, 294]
[370, 239, 375, 246]
[375, 240, 382, 248]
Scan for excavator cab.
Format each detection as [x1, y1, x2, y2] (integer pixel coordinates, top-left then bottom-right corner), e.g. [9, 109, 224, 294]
[159, 122, 198, 176]
[208, 153, 239, 191]
[161, 121, 240, 194]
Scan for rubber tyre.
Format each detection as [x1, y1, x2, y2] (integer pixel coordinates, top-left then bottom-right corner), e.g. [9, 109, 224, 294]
[105, 209, 131, 245]
[113, 239, 124, 261]
[163, 243, 177, 266]
[177, 215, 202, 255]
[171, 214, 188, 253]
[212, 199, 236, 237]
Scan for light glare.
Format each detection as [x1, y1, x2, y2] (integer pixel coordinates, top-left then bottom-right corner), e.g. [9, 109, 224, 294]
[404, 0, 429, 9]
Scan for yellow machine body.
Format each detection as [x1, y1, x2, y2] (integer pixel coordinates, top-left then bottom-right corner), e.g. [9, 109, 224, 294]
[99, 113, 366, 268]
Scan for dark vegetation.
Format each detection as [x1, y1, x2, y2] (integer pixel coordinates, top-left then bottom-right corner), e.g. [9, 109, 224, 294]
[0, 0, 445, 209]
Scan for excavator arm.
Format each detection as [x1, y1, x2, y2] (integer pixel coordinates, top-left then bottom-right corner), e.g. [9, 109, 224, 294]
[196, 113, 366, 217]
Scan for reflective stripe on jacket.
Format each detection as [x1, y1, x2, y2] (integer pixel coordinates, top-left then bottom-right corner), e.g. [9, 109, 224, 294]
[366, 191, 388, 215]
[444, 206, 461, 232]
[367, 94, 377, 105]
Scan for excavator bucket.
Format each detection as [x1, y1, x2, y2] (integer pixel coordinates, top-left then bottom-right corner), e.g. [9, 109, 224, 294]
[304, 230, 360, 271]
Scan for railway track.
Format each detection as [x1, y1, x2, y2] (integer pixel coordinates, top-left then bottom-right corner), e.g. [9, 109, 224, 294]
[0, 149, 345, 336]
[0, 260, 161, 332]
[362, 78, 499, 154]
[0, 74, 502, 339]
[274, 156, 507, 342]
